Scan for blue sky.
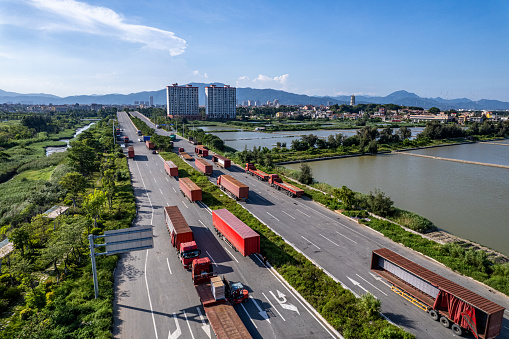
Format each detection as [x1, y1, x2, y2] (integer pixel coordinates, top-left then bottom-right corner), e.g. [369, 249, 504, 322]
[1, 0, 508, 101]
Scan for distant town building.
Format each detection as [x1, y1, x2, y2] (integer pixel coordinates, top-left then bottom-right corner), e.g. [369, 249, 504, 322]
[254, 100, 260, 107]
[247, 100, 255, 107]
[273, 99, 279, 107]
[134, 101, 139, 105]
[350, 95, 355, 106]
[166, 83, 200, 119]
[205, 84, 236, 120]
[149, 96, 153, 106]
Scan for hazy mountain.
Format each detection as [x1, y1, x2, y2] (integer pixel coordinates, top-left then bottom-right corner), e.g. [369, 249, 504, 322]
[1, 86, 508, 110]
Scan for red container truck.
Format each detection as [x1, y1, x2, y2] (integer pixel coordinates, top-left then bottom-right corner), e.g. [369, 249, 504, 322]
[217, 175, 249, 201]
[124, 136, 129, 143]
[371, 248, 505, 338]
[179, 177, 202, 202]
[164, 160, 178, 176]
[245, 163, 269, 181]
[164, 206, 200, 269]
[127, 146, 135, 158]
[195, 145, 209, 157]
[195, 158, 213, 175]
[146, 140, 155, 149]
[212, 154, 231, 168]
[180, 152, 193, 161]
[212, 209, 260, 256]
[268, 174, 304, 198]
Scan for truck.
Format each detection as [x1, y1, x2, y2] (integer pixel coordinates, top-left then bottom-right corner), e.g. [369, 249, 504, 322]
[180, 152, 193, 161]
[164, 206, 200, 269]
[212, 154, 231, 169]
[217, 175, 249, 201]
[179, 177, 202, 202]
[146, 140, 155, 150]
[195, 145, 209, 157]
[124, 136, 129, 143]
[143, 135, 151, 142]
[137, 130, 142, 136]
[195, 158, 213, 176]
[192, 257, 251, 339]
[212, 209, 260, 256]
[371, 248, 505, 338]
[169, 134, 176, 141]
[245, 163, 269, 181]
[268, 174, 304, 198]
[127, 146, 135, 159]
[164, 160, 178, 177]
[115, 128, 120, 136]
[178, 147, 185, 153]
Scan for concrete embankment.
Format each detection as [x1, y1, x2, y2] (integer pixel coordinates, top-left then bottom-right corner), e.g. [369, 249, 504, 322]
[395, 151, 509, 169]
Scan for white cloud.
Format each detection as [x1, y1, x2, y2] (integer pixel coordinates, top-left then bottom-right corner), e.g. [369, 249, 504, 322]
[25, 0, 187, 56]
[193, 70, 208, 78]
[236, 74, 289, 90]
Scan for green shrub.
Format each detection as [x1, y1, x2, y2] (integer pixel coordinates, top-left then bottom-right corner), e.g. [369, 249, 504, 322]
[19, 308, 34, 320]
[25, 288, 47, 310]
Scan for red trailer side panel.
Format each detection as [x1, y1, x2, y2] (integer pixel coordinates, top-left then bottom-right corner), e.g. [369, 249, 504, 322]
[127, 146, 135, 158]
[179, 177, 202, 202]
[218, 175, 249, 200]
[212, 209, 260, 256]
[180, 152, 193, 161]
[164, 206, 194, 248]
[146, 141, 155, 149]
[195, 146, 209, 157]
[196, 158, 213, 175]
[212, 154, 231, 168]
[164, 161, 178, 176]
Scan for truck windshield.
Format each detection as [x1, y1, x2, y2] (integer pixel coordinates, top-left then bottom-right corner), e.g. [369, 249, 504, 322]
[182, 250, 200, 259]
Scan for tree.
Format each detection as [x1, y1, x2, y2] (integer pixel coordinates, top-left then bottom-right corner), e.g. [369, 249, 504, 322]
[83, 189, 107, 231]
[397, 126, 412, 140]
[358, 293, 381, 318]
[59, 172, 87, 207]
[333, 186, 355, 210]
[10, 228, 30, 257]
[67, 140, 98, 176]
[428, 107, 440, 114]
[367, 140, 378, 154]
[298, 163, 313, 184]
[367, 188, 394, 217]
[102, 169, 116, 210]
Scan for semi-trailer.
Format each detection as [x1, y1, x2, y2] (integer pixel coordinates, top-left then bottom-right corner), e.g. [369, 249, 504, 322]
[143, 135, 151, 142]
[124, 136, 129, 143]
[217, 175, 249, 201]
[195, 145, 209, 157]
[195, 158, 213, 175]
[212, 209, 260, 256]
[180, 152, 193, 161]
[127, 146, 135, 159]
[371, 248, 505, 338]
[164, 206, 200, 269]
[164, 160, 178, 176]
[212, 154, 231, 168]
[179, 177, 202, 202]
[192, 257, 251, 339]
[268, 174, 304, 198]
[145, 140, 155, 150]
[245, 163, 269, 181]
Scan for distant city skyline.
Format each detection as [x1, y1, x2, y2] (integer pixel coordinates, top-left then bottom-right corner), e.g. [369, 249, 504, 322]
[0, 0, 508, 101]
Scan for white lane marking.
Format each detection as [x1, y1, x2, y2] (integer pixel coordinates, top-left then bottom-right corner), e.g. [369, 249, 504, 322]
[271, 290, 300, 314]
[159, 188, 164, 195]
[282, 210, 296, 219]
[173, 187, 176, 192]
[249, 295, 270, 323]
[504, 326, 509, 330]
[369, 272, 392, 288]
[301, 236, 320, 250]
[262, 292, 285, 321]
[168, 312, 181, 339]
[196, 307, 211, 339]
[181, 200, 188, 209]
[356, 274, 387, 296]
[166, 258, 172, 275]
[182, 310, 195, 339]
[166, 177, 169, 181]
[267, 212, 280, 222]
[319, 234, 340, 247]
[149, 170, 152, 174]
[223, 247, 239, 263]
[240, 303, 257, 329]
[347, 276, 369, 294]
[154, 178, 157, 183]
[335, 231, 357, 244]
[144, 251, 159, 339]
[198, 219, 207, 228]
[205, 251, 217, 267]
[255, 194, 269, 202]
[135, 161, 154, 225]
[297, 209, 311, 218]
[146, 163, 149, 166]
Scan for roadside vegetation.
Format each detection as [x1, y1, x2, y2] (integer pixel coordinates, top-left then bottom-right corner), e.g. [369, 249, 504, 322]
[0, 117, 136, 338]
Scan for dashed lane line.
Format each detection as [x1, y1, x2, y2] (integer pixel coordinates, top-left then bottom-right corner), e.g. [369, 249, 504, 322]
[267, 212, 280, 222]
[319, 233, 340, 247]
[301, 236, 321, 250]
[282, 210, 296, 219]
[205, 251, 217, 267]
[335, 231, 357, 244]
[240, 303, 257, 329]
[223, 247, 239, 263]
[183, 310, 195, 339]
[262, 292, 285, 321]
[356, 274, 387, 296]
[166, 258, 172, 275]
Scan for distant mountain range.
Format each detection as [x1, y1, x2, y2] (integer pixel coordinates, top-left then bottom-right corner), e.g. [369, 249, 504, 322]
[1, 85, 509, 110]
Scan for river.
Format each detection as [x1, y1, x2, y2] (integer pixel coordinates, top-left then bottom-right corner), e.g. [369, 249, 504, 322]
[45, 122, 97, 156]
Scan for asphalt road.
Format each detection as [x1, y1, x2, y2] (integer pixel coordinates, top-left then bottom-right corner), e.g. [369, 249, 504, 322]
[131, 111, 509, 339]
[113, 112, 337, 339]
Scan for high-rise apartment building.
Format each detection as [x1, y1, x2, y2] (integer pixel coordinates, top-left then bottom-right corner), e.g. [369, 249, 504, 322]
[350, 95, 356, 106]
[149, 96, 153, 106]
[205, 85, 236, 120]
[166, 83, 199, 119]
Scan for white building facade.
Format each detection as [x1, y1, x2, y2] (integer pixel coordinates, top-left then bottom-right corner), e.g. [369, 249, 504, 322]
[166, 83, 199, 119]
[205, 85, 236, 120]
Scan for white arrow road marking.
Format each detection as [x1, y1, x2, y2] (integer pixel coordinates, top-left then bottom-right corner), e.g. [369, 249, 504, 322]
[267, 212, 280, 222]
[240, 303, 258, 329]
[369, 272, 392, 288]
[276, 290, 287, 303]
[356, 274, 387, 296]
[301, 236, 320, 250]
[347, 276, 369, 293]
[270, 290, 300, 315]
[262, 292, 285, 321]
[282, 210, 295, 219]
[205, 251, 217, 267]
[182, 310, 195, 339]
[166, 258, 172, 274]
[196, 307, 211, 339]
[249, 295, 271, 323]
[168, 313, 181, 339]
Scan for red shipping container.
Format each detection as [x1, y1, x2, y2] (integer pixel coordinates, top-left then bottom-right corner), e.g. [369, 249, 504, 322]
[217, 175, 249, 200]
[179, 177, 202, 202]
[212, 154, 231, 168]
[164, 206, 194, 249]
[146, 141, 155, 149]
[127, 146, 135, 158]
[212, 209, 260, 256]
[195, 158, 213, 175]
[195, 146, 209, 157]
[164, 160, 178, 176]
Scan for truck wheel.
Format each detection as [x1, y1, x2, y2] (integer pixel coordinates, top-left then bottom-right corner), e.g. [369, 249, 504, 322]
[451, 324, 462, 336]
[440, 316, 450, 328]
[428, 310, 438, 321]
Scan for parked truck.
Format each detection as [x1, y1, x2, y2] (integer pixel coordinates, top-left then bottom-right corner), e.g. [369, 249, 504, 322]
[179, 177, 202, 202]
[371, 248, 505, 338]
[245, 163, 269, 181]
[180, 152, 193, 161]
[137, 130, 142, 136]
[115, 128, 120, 136]
[212, 154, 231, 169]
[192, 257, 251, 339]
[127, 146, 135, 159]
[195, 158, 213, 175]
[164, 206, 200, 269]
[212, 209, 260, 256]
[146, 140, 155, 150]
[143, 135, 151, 142]
[217, 175, 249, 201]
[169, 134, 176, 141]
[124, 136, 129, 143]
[164, 160, 178, 177]
[195, 145, 209, 157]
[268, 174, 304, 198]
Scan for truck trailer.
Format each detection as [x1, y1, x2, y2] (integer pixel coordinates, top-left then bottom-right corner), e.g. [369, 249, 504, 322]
[217, 175, 249, 201]
[124, 136, 129, 143]
[195, 158, 213, 175]
[180, 152, 193, 161]
[268, 174, 304, 198]
[195, 146, 209, 157]
[212, 209, 260, 256]
[164, 160, 178, 177]
[145, 140, 155, 150]
[163, 206, 200, 269]
[245, 163, 269, 181]
[371, 248, 505, 338]
[127, 146, 135, 159]
[179, 177, 202, 202]
[143, 135, 151, 142]
[212, 154, 231, 168]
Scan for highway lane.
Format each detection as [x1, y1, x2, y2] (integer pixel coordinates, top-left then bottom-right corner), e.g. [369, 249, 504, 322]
[114, 112, 336, 339]
[135, 112, 509, 339]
